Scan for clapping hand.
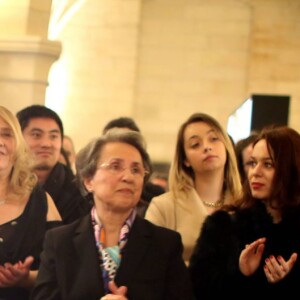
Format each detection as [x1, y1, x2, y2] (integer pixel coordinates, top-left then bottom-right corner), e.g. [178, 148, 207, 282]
[0, 256, 34, 288]
[264, 252, 297, 283]
[239, 237, 298, 284]
[239, 237, 266, 276]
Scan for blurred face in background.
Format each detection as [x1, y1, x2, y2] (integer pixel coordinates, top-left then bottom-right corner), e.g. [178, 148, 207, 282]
[63, 136, 76, 167]
[242, 143, 254, 177]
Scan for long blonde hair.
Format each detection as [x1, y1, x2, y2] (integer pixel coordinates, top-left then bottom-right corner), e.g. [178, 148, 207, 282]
[169, 113, 242, 202]
[0, 106, 37, 195]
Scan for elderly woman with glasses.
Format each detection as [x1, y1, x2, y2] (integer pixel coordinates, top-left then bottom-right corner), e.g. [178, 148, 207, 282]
[31, 128, 192, 300]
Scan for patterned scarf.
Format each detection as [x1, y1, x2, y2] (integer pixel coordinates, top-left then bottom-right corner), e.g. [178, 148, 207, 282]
[91, 207, 136, 293]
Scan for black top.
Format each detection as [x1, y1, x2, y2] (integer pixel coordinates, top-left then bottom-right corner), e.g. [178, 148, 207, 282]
[141, 182, 165, 203]
[189, 202, 300, 299]
[43, 162, 91, 224]
[0, 184, 62, 300]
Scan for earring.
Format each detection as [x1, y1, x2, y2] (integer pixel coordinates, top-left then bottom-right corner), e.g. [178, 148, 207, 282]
[184, 160, 190, 167]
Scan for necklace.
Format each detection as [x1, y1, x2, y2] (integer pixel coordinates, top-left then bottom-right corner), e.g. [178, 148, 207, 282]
[201, 198, 224, 208]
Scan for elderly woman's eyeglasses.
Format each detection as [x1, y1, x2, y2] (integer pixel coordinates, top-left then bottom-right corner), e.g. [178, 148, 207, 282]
[98, 161, 149, 178]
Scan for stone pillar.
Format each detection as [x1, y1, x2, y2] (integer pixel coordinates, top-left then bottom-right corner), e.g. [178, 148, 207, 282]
[0, 0, 62, 114]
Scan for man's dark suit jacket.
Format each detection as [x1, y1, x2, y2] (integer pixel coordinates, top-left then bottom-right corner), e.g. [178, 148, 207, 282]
[31, 214, 193, 300]
[43, 162, 91, 224]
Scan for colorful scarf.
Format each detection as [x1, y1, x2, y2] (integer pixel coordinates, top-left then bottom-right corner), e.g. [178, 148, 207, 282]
[91, 207, 136, 293]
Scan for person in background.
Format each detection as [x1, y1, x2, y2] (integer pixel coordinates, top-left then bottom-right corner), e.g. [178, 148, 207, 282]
[102, 117, 141, 134]
[16, 105, 90, 224]
[102, 116, 165, 217]
[149, 171, 169, 191]
[235, 132, 259, 184]
[189, 126, 300, 298]
[31, 129, 193, 300]
[145, 112, 242, 265]
[59, 147, 72, 171]
[0, 106, 61, 300]
[62, 135, 76, 174]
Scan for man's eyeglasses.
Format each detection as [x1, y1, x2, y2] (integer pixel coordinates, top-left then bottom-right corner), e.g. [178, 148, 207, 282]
[98, 161, 149, 178]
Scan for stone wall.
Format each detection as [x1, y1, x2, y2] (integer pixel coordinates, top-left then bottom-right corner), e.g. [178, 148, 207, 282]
[2, 0, 300, 167]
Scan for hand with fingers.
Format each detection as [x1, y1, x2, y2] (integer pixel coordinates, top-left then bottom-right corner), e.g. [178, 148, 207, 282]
[0, 256, 34, 288]
[100, 281, 128, 300]
[239, 237, 266, 276]
[264, 252, 298, 283]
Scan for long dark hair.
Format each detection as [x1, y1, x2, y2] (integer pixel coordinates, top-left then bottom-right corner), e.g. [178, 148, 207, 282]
[234, 126, 300, 212]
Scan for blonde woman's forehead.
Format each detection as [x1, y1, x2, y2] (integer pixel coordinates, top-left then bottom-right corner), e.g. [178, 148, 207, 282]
[184, 122, 219, 138]
[0, 117, 12, 131]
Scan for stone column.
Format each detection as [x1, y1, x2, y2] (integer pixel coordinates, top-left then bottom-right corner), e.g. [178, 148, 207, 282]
[0, 0, 62, 114]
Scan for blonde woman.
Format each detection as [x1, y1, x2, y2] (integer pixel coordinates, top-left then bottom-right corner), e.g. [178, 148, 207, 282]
[145, 112, 242, 264]
[0, 106, 61, 300]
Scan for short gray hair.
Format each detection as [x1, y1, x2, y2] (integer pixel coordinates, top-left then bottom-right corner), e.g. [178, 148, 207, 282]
[76, 128, 152, 196]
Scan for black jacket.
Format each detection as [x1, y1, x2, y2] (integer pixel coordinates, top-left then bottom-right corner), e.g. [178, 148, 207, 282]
[31, 215, 193, 300]
[189, 202, 300, 299]
[43, 162, 91, 224]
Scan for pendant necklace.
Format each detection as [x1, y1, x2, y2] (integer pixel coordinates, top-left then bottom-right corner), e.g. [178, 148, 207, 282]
[201, 197, 224, 208]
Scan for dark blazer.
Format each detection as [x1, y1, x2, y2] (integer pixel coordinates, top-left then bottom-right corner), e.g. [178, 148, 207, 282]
[43, 162, 91, 224]
[31, 214, 193, 300]
[189, 202, 300, 299]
